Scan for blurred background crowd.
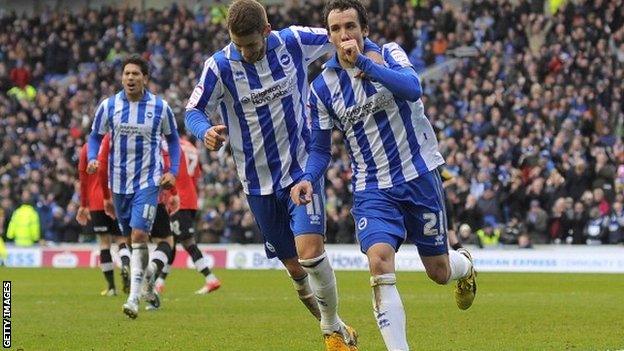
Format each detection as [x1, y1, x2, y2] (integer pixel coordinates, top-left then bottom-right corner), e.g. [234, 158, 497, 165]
[0, 0, 623, 248]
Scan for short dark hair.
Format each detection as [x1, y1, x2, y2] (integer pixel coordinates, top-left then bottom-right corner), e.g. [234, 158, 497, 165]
[122, 54, 149, 76]
[227, 0, 268, 36]
[323, 0, 369, 32]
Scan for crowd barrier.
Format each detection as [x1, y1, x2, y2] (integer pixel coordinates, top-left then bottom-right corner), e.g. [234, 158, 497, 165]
[4, 244, 624, 273]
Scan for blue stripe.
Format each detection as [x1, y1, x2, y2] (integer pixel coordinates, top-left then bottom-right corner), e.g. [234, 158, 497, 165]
[148, 96, 163, 188]
[352, 121, 378, 189]
[93, 102, 105, 133]
[219, 103, 229, 127]
[215, 52, 261, 192]
[280, 96, 303, 182]
[266, 50, 286, 80]
[309, 92, 321, 129]
[267, 49, 303, 183]
[343, 138, 359, 186]
[166, 106, 176, 133]
[338, 71, 356, 108]
[282, 28, 310, 153]
[132, 98, 148, 191]
[432, 171, 448, 234]
[195, 67, 219, 112]
[243, 62, 262, 89]
[106, 97, 116, 191]
[243, 63, 282, 189]
[119, 98, 131, 193]
[395, 100, 428, 174]
[133, 136, 144, 192]
[373, 111, 406, 185]
[311, 75, 337, 119]
[296, 29, 328, 46]
[362, 79, 377, 98]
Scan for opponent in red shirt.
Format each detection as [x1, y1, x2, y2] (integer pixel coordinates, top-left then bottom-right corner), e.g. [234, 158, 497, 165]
[76, 134, 131, 296]
[156, 138, 221, 295]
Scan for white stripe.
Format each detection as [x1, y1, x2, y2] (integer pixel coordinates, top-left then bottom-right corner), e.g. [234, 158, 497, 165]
[100, 262, 114, 272]
[151, 250, 169, 265]
[265, 94, 289, 189]
[387, 102, 418, 181]
[139, 96, 155, 188]
[112, 94, 124, 193]
[194, 257, 209, 272]
[306, 201, 314, 215]
[313, 194, 321, 215]
[125, 100, 139, 192]
[409, 100, 445, 172]
[118, 248, 131, 259]
[351, 72, 392, 189]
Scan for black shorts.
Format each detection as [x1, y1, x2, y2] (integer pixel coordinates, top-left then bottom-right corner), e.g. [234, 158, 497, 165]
[86, 211, 121, 236]
[170, 210, 197, 242]
[150, 204, 172, 238]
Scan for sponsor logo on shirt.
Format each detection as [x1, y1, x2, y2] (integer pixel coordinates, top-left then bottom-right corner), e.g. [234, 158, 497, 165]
[338, 93, 394, 126]
[240, 76, 295, 106]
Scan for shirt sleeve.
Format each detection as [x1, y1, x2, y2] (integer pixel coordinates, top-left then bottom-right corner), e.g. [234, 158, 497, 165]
[91, 98, 110, 136]
[98, 134, 111, 200]
[288, 26, 381, 66]
[185, 56, 223, 140]
[78, 145, 89, 207]
[185, 57, 224, 116]
[309, 87, 334, 131]
[289, 26, 334, 64]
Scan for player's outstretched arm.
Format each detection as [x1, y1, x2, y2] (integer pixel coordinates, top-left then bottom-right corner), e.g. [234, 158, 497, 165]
[290, 26, 381, 65]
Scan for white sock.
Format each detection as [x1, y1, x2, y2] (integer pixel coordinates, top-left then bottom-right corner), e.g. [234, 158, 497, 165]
[145, 261, 157, 282]
[195, 257, 209, 272]
[129, 243, 149, 302]
[162, 264, 170, 275]
[448, 250, 471, 282]
[371, 274, 408, 351]
[291, 273, 321, 321]
[299, 252, 340, 332]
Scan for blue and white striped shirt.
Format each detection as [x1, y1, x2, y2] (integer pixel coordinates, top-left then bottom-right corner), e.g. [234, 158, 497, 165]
[91, 90, 178, 194]
[309, 43, 445, 192]
[186, 26, 350, 195]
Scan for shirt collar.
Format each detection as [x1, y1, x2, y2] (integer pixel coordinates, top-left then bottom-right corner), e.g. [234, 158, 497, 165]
[121, 89, 150, 102]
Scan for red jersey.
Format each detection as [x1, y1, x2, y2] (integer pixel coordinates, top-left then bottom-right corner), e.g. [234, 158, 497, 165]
[78, 142, 104, 211]
[177, 139, 200, 210]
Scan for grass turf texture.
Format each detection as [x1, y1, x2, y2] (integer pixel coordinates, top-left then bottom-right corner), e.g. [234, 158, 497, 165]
[3, 268, 623, 350]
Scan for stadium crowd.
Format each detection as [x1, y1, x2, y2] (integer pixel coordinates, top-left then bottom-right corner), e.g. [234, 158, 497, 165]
[0, 0, 623, 247]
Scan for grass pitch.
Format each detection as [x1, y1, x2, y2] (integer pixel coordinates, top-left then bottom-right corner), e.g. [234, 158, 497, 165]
[3, 268, 623, 350]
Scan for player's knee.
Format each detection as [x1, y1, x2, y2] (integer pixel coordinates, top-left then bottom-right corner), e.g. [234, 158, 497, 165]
[131, 229, 149, 243]
[426, 263, 451, 285]
[181, 237, 195, 250]
[99, 234, 112, 248]
[282, 257, 306, 278]
[368, 254, 393, 275]
[295, 234, 324, 260]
